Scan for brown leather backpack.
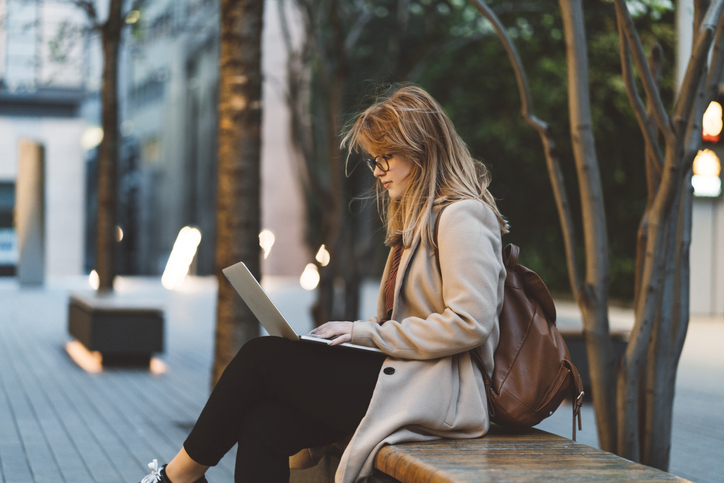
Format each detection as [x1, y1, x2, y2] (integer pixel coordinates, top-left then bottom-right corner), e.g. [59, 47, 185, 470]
[434, 209, 584, 439]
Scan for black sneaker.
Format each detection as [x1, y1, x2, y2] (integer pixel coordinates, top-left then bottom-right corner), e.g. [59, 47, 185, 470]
[140, 459, 208, 483]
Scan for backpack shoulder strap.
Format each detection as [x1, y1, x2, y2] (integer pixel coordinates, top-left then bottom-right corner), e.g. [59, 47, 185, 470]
[503, 244, 519, 269]
[433, 205, 449, 274]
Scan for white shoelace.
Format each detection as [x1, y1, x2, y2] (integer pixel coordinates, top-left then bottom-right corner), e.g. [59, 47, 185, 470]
[141, 459, 163, 483]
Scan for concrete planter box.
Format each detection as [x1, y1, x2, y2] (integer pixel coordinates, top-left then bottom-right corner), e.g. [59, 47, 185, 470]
[68, 292, 164, 364]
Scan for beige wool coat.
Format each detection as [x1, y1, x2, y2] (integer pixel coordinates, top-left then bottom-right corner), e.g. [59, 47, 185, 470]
[296, 199, 507, 483]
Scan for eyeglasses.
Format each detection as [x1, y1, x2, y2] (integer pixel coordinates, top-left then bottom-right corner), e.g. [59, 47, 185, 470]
[364, 154, 391, 173]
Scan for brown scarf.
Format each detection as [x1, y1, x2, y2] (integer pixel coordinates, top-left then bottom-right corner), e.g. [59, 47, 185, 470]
[380, 244, 403, 324]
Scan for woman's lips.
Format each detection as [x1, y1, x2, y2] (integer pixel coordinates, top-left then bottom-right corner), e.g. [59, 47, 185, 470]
[382, 181, 391, 188]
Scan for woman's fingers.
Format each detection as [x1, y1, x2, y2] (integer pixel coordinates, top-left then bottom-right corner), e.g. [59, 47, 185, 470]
[308, 321, 353, 343]
[328, 332, 352, 346]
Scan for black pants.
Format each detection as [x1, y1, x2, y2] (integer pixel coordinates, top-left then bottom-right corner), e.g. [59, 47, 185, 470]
[183, 336, 387, 483]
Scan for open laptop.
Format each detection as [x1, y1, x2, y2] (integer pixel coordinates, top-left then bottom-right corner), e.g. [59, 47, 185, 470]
[222, 261, 382, 353]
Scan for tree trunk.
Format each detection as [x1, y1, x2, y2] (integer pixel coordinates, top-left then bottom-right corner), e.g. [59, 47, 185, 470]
[558, 0, 617, 453]
[213, 0, 264, 385]
[311, 6, 347, 325]
[95, 0, 123, 293]
[642, 174, 690, 469]
[618, 132, 683, 460]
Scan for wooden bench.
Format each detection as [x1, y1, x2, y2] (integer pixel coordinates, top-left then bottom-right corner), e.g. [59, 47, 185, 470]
[291, 425, 690, 482]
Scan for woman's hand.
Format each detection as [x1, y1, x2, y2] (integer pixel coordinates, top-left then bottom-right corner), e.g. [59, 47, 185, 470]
[308, 321, 353, 346]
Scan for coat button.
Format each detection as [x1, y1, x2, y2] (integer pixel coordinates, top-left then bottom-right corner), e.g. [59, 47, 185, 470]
[383, 367, 395, 375]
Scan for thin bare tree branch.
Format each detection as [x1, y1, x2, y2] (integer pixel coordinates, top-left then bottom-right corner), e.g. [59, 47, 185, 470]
[277, 0, 294, 55]
[344, 9, 375, 58]
[634, 43, 663, 305]
[646, 45, 664, 178]
[684, 74, 709, 162]
[694, 0, 712, 34]
[705, 9, 724, 99]
[635, 45, 664, 311]
[613, 0, 673, 141]
[467, 0, 582, 299]
[673, 28, 715, 134]
[396, 0, 410, 34]
[280, 31, 328, 203]
[67, 0, 98, 20]
[617, 24, 664, 166]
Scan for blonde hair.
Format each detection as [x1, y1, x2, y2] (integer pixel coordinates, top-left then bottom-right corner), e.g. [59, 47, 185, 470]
[342, 84, 509, 248]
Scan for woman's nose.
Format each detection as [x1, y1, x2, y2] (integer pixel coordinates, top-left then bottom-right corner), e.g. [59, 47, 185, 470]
[373, 165, 385, 177]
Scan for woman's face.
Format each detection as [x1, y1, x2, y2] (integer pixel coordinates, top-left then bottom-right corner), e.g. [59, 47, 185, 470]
[372, 153, 415, 200]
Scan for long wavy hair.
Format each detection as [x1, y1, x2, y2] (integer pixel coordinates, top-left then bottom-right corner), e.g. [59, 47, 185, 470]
[342, 84, 509, 248]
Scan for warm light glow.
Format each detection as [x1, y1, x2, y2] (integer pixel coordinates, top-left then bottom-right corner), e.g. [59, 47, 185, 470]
[116, 226, 124, 242]
[259, 229, 275, 259]
[162, 226, 202, 290]
[315, 244, 330, 267]
[693, 149, 721, 177]
[89, 270, 100, 290]
[149, 357, 167, 375]
[81, 126, 104, 150]
[703, 101, 723, 142]
[692, 149, 722, 197]
[125, 10, 141, 24]
[65, 341, 103, 373]
[300, 263, 320, 291]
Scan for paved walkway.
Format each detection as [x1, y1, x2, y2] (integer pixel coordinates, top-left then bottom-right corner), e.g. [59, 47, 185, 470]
[0, 276, 238, 483]
[0, 275, 721, 483]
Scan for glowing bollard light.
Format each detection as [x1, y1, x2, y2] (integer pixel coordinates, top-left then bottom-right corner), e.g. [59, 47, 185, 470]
[259, 229, 275, 259]
[65, 340, 103, 373]
[315, 244, 330, 266]
[81, 126, 104, 150]
[692, 149, 722, 197]
[703, 101, 723, 142]
[300, 263, 320, 291]
[149, 357, 167, 375]
[89, 269, 100, 290]
[162, 226, 202, 290]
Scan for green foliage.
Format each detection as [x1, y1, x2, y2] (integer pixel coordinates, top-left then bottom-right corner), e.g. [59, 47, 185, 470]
[48, 21, 82, 63]
[414, 0, 675, 300]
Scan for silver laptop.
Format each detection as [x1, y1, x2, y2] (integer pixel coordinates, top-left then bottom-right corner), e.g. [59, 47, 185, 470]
[222, 261, 382, 353]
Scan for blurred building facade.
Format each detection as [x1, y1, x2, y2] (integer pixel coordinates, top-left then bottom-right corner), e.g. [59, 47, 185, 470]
[0, 0, 95, 278]
[0, 0, 307, 282]
[117, 0, 306, 277]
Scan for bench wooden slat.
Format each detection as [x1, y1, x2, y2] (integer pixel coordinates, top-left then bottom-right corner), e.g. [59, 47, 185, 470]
[374, 426, 691, 483]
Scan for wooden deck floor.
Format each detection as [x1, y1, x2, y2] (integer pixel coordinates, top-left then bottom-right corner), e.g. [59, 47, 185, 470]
[0, 277, 236, 483]
[0, 276, 722, 483]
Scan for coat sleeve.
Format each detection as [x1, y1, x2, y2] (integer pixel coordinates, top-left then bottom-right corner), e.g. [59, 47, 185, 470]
[351, 200, 505, 359]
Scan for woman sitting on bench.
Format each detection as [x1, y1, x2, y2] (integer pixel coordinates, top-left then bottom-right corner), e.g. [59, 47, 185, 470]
[139, 84, 508, 483]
